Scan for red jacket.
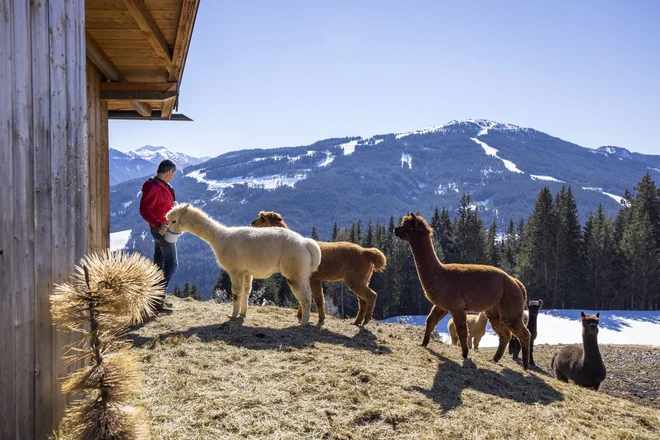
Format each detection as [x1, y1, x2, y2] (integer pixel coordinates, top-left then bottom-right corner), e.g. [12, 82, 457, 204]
[139, 177, 176, 228]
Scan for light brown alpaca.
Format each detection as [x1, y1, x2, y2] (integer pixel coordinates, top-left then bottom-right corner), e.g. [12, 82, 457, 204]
[251, 211, 387, 325]
[448, 312, 488, 349]
[395, 213, 531, 369]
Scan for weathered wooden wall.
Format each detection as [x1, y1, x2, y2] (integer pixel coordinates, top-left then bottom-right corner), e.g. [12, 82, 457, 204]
[87, 61, 110, 252]
[0, 1, 88, 438]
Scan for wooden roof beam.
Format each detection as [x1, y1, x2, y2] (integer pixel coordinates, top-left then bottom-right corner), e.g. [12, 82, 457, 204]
[101, 90, 178, 101]
[86, 32, 124, 82]
[123, 0, 174, 74]
[169, 0, 200, 81]
[161, 96, 176, 119]
[100, 82, 178, 92]
[129, 101, 152, 117]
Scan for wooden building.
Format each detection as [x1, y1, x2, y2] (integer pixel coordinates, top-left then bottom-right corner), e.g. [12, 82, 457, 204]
[0, 1, 200, 438]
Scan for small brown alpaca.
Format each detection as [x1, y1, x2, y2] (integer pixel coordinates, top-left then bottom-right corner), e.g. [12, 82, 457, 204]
[551, 312, 606, 390]
[448, 312, 488, 349]
[395, 213, 531, 369]
[250, 211, 387, 325]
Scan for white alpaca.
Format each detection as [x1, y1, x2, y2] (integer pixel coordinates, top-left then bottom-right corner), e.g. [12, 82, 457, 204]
[165, 204, 321, 324]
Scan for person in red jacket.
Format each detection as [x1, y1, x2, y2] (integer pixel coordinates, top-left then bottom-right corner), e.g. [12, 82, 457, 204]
[140, 159, 178, 314]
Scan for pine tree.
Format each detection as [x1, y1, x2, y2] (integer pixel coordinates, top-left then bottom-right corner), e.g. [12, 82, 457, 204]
[486, 219, 500, 267]
[311, 226, 319, 240]
[349, 223, 358, 243]
[584, 205, 617, 309]
[189, 284, 201, 301]
[356, 220, 363, 243]
[501, 219, 518, 275]
[331, 222, 339, 242]
[363, 220, 374, 248]
[620, 205, 660, 309]
[452, 193, 486, 264]
[519, 188, 556, 305]
[553, 186, 583, 308]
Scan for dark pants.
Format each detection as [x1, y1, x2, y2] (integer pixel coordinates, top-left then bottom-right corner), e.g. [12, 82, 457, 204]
[150, 227, 178, 291]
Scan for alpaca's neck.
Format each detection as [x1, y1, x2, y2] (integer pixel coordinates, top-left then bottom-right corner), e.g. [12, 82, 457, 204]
[407, 235, 444, 288]
[582, 332, 602, 364]
[478, 313, 488, 326]
[185, 213, 227, 244]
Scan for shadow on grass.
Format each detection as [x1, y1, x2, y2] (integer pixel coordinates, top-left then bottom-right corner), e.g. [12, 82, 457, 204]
[411, 349, 564, 413]
[128, 320, 391, 354]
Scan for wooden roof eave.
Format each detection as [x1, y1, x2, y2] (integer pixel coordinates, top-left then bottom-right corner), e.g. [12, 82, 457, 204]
[85, 0, 200, 120]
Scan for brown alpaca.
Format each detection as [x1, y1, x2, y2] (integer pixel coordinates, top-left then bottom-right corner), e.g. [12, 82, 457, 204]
[250, 211, 387, 325]
[395, 213, 531, 369]
[448, 312, 488, 349]
[551, 312, 606, 390]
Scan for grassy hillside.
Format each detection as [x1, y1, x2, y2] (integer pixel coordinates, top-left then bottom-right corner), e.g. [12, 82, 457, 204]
[127, 298, 660, 439]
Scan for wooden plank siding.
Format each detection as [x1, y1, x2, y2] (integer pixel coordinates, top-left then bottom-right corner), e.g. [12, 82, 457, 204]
[87, 62, 111, 253]
[0, 1, 89, 438]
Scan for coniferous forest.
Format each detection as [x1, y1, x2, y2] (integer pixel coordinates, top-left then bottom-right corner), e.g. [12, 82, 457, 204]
[180, 173, 660, 318]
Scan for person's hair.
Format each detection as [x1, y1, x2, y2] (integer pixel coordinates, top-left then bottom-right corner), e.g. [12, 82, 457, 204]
[157, 159, 177, 174]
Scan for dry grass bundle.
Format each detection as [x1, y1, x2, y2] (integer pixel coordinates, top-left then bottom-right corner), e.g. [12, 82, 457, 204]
[51, 250, 164, 440]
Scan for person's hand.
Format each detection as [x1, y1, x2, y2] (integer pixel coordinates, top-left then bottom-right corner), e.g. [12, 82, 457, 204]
[158, 224, 168, 236]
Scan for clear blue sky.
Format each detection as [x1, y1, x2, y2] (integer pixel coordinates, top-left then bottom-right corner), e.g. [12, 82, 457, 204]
[109, 0, 660, 157]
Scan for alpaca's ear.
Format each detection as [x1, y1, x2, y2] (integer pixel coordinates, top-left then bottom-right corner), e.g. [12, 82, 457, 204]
[259, 211, 266, 217]
[275, 213, 283, 221]
[409, 212, 416, 223]
[596, 312, 600, 318]
[180, 203, 190, 212]
[580, 311, 586, 319]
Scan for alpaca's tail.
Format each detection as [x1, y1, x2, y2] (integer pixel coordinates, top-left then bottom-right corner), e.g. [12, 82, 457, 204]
[550, 352, 557, 370]
[305, 239, 322, 273]
[364, 248, 387, 272]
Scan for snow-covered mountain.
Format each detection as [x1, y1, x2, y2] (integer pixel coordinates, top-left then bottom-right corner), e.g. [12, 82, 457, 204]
[127, 145, 211, 168]
[109, 119, 660, 295]
[110, 146, 210, 185]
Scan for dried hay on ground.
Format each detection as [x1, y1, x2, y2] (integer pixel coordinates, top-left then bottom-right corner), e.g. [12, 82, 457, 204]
[127, 297, 660, 440]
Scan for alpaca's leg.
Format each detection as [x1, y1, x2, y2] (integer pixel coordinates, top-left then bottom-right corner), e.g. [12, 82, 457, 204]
[511, 338, 521, 360]
[354, 298, 367, 326]
[473, 335, 481, 350]
[310, 277, 325, 324]
[228, 272, 245, 318]
[452, 311, 470, 359]
[288, 279, 312, 325]
[488, 314, 512, 364]
[346, 279, 377, 325]
[422, 306, 447, 347]
[554, 365, 569, 382]
[239, 274, 252, 317]
[529, 338, 535, 366]
[507, 318, 531, 370]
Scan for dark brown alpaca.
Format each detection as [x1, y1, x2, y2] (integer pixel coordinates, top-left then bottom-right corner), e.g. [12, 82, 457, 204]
[551, 312, 606, 390]
[394, 213, 531, 369]
[509, 299, 542, 366]
[250, 211, 387, 325]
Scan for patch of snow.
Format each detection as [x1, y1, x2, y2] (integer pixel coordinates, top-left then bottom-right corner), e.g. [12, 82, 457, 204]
[140, 231, 148, 241]
[471, 138, 524, 174]
[435, 183, 459, 195]
[110, 230, 131, 251]
[381, 310, 660, 347]
[374, 139, 384, 145]
[339, 140, 359, 155]
[317, 151, 335, 167]
[582, 187, 625, 205]
[396, 119, 527, 139]
[240, 198, 248, 205]
[401, 153, 412, 169]
[187, 168, 308, 198]
[122, 201, 133, 208]
[530, 175, 564, 183]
